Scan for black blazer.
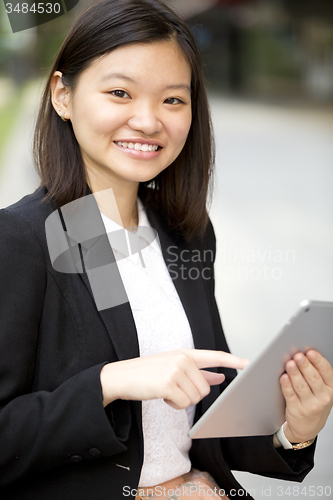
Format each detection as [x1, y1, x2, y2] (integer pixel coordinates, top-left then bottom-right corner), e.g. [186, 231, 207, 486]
[0, 186, 316, 500]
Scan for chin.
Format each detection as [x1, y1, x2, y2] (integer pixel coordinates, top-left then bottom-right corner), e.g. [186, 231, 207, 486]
[127, 167, 166, 183]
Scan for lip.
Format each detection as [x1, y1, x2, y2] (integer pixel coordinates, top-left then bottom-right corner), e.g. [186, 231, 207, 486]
[114, 138, 164, 148]
[113, 141, 163, 159]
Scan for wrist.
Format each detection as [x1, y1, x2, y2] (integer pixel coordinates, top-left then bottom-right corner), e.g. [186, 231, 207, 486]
[100, 363, 118, 407]
[282, 422, 300, 444]
[273, 433, 282, 448]
[274, 422, 316, 450]
[283, 422, 316, 444]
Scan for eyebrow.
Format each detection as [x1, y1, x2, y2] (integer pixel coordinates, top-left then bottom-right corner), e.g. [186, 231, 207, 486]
[100, 72, 191, 93]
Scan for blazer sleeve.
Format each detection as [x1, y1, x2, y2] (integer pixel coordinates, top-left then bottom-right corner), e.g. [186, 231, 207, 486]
[204, 217, 316, 481]
[0, 208, 129, 487]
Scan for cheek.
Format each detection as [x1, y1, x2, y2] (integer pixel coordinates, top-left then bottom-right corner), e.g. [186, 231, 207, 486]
[168, 110, 191, 142]
[90, 110, 125, 137]
[96, 106, 127, 134]
[72, 97, 126, 137]
[172, 115, 192, 151]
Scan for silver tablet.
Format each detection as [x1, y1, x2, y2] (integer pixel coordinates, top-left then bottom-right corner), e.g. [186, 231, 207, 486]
[189, 300, 333, 439]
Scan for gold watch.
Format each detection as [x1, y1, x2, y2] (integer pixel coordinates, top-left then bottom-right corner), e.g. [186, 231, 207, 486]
[290, 439, 316, 450]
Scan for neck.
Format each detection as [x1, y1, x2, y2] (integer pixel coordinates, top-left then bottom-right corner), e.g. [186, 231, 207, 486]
[86, 170, 139, 230]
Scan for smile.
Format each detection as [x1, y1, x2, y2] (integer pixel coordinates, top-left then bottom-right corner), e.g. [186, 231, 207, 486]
[115, 141, 160, 152]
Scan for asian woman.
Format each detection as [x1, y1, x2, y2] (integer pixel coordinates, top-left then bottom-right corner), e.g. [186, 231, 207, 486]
[0, 0, 332, 499]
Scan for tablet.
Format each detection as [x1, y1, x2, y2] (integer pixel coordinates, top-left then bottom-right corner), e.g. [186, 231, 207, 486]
[188, 300, 333, 439]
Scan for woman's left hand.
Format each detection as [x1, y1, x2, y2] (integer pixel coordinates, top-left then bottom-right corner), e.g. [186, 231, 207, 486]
[280, 349, 333, 443]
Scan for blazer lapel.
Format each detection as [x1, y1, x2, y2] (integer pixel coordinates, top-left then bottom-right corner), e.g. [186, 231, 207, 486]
[75, 267, 139, 361]
[57, 190, 140, 362]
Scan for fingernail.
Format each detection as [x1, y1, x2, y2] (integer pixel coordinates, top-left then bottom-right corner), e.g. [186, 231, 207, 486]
[307, 350, 317, 360]
[288, 360, 296, 370]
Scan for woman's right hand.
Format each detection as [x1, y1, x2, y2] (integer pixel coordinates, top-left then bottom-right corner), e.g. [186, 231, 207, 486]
[100, 349, 249, 410]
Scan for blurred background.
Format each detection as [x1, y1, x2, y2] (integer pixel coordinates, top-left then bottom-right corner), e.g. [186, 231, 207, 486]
[1, 0, 332, 498]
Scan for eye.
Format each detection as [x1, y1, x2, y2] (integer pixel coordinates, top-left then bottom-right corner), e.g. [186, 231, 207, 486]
[164, 97, 184, 105]
[110, 90, 131, 98]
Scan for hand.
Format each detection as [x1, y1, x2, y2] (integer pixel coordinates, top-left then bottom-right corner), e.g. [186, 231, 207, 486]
[279, 350, 333, 443]
[100, 348, 249, 409]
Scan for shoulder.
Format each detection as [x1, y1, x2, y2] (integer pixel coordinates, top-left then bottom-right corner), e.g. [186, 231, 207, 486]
[0, 187, 54, 259]
[1, 186, 53, 222]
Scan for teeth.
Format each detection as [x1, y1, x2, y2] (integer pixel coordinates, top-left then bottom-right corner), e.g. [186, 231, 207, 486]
[116, 141, 159, 152]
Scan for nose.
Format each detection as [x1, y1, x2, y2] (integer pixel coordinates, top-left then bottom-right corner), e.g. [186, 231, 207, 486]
[127, 102, 162, 136]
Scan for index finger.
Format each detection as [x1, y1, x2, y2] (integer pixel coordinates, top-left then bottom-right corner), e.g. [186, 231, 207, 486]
[306, 350, 333, 388]
[188, 349, 250, 370]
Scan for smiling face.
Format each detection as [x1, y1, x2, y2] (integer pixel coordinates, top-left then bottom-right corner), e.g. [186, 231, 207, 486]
[56, 40, 192, 194]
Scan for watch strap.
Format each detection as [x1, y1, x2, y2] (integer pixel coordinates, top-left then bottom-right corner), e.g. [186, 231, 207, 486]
[276, 423, 293, 449]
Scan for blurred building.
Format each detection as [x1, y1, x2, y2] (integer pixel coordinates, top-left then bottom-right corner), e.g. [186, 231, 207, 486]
[183, 0, 333, 104]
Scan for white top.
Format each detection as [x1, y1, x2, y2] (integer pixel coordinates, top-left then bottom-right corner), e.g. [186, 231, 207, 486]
[100, 197, 196, 487]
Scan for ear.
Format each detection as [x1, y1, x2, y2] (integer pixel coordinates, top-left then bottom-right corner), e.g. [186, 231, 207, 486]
[50, 71, 71, 121]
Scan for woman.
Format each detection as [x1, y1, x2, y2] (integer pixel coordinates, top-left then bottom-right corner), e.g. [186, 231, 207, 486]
[0, 0, 332, 499]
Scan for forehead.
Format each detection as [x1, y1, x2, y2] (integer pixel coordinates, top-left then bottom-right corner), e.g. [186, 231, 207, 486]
[79, 40, 191, 89]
